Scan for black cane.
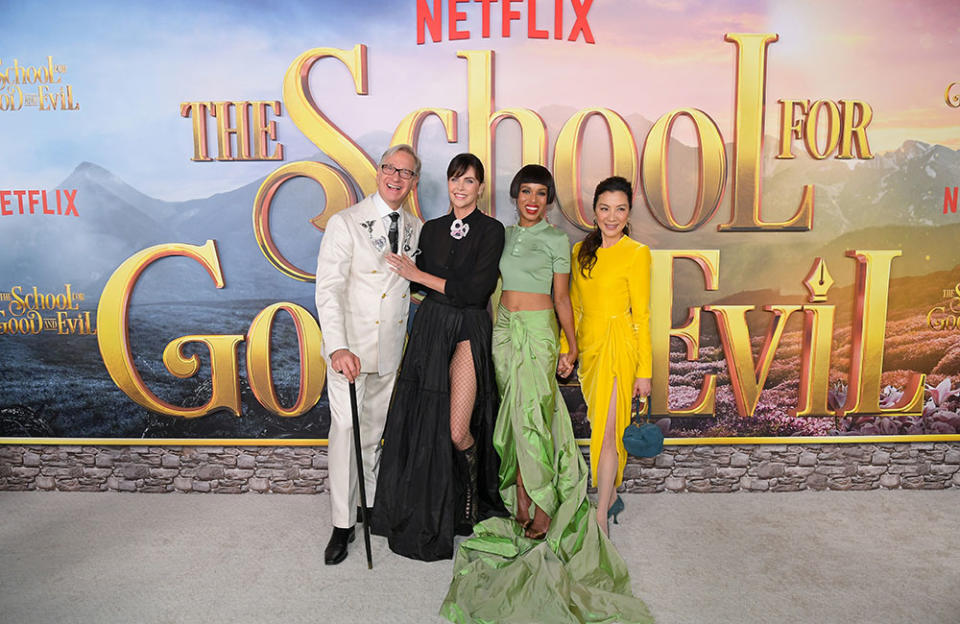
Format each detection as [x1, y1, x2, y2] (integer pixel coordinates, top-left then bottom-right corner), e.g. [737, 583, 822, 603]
[348, 381, 373, 569]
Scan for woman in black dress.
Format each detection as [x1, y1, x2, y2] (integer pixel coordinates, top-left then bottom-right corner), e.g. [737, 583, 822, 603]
[371, 153, 507, 561]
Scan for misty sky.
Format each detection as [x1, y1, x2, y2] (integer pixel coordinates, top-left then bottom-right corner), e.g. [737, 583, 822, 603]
[2, 0, 958, 201]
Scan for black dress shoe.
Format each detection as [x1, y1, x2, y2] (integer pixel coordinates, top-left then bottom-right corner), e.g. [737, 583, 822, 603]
[355, 506, 374, 523]
[324, 526, 355, 565]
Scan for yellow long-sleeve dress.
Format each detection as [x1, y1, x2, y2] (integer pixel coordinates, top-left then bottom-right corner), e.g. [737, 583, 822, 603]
[566, 235, 652, 487]
[440, 226, 654, 624]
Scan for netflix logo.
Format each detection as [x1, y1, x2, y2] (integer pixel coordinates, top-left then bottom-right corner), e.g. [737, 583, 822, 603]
[0, 189, 79, 217]
[945, 187, 959, 214]
[416, 0, 595, 44]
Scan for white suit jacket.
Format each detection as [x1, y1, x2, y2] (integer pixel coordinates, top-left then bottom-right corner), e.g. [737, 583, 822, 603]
[314, 194, 422, 375]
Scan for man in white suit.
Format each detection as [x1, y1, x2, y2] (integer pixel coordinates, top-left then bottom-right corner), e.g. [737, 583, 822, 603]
[314, 144, 423, 565]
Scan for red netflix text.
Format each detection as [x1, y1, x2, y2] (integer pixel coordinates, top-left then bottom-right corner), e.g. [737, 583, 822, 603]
[945, 187, 958, 214]
[416, 0, 594, 44]
[0, 189, 79, 217]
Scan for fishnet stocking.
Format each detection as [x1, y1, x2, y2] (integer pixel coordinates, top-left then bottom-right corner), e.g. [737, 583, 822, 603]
[449, 339, 476, 451]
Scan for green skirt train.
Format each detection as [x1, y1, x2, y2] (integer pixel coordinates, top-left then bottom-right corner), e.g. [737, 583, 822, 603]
[440, 305, 653, 624]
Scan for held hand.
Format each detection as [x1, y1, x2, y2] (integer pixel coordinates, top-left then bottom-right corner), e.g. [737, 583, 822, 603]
[557, 349, 577, 378]
[633, 377, 651, 399]
[386, 252, 419, 281]
[330, 348, 361, 383]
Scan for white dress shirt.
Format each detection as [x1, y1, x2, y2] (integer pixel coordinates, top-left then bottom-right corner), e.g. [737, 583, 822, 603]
[372, 192, 402, 247]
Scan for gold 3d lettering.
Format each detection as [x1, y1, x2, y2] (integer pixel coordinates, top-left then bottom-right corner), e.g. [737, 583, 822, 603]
[649, 249, 924, 420]
[97, 241, 325, 418]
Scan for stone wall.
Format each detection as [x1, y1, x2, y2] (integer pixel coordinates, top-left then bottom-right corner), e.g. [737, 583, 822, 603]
[2, 442, 959, 493]
[0, 446, 327, 494]
[622, 442, 960, 492]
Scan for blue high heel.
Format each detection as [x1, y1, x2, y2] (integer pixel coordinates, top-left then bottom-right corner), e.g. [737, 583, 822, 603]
[607, 495, 625, 525]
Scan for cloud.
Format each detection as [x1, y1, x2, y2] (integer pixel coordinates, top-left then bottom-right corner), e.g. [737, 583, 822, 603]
[3, 0, 958, 200]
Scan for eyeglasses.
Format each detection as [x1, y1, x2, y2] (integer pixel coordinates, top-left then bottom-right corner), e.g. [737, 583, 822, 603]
[380, 163, 417, 180]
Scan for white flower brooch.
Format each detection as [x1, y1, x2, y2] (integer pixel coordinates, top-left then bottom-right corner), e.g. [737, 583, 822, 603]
[450, 218, 470, 240]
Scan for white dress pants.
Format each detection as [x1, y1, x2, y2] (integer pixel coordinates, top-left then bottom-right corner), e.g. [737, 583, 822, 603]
[325, 368, 397, 529]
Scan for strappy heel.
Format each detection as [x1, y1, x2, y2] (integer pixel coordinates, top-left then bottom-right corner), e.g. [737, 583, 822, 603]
[607, 495, 624, 525]
[524, 505, 551, 540]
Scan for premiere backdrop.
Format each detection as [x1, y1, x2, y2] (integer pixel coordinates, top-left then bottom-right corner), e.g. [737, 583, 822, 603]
[2, 0, 960, 441]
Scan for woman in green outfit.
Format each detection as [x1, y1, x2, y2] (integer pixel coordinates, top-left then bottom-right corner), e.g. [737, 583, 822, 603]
[440, 166, 653, 624]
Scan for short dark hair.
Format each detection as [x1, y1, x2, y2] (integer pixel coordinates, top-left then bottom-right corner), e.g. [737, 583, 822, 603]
[592, 176, 633, 210]
[509, 164, 555, 204]
[446, 153, 485, 184]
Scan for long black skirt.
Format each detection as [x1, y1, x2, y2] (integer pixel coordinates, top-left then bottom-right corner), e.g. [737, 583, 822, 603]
[371, 295, 507, 561]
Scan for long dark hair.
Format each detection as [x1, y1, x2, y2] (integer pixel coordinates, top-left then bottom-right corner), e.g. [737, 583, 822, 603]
[578, 176, 633, 277]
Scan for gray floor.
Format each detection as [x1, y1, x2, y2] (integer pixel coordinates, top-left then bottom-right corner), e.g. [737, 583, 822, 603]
[1, 490, 958, 624]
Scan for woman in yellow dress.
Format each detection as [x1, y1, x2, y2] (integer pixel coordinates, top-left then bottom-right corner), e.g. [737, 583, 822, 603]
[567, 175, 652, 535]
[440, 168, 653, 624]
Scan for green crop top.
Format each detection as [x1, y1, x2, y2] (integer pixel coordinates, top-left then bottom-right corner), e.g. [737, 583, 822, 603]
[499, 220, 571, 294]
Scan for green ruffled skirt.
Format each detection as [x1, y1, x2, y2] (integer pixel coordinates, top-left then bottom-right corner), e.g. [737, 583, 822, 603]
[440, 306, 653, 624]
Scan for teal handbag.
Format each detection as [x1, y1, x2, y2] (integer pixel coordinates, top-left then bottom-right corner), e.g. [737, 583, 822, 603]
[621, 396, 664, 458]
